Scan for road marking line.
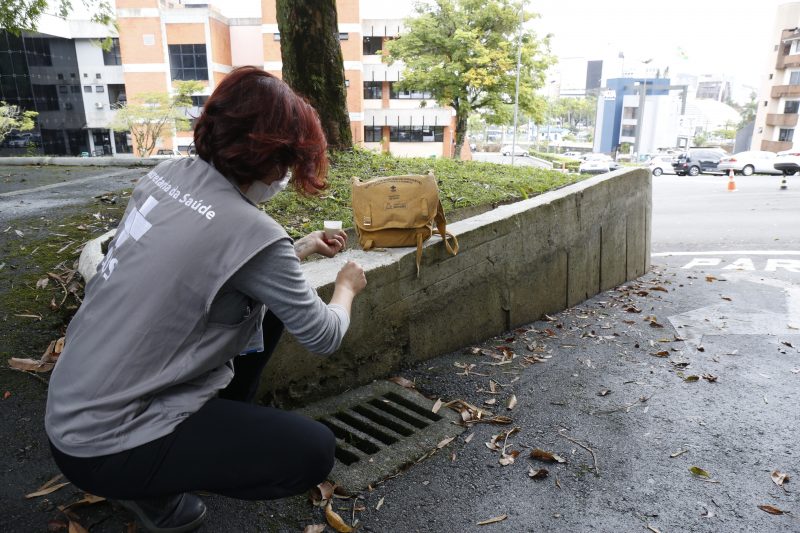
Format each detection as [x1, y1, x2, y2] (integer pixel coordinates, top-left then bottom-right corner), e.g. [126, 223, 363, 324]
[0, 169, 136, 199]
[652, 251, 800, 257]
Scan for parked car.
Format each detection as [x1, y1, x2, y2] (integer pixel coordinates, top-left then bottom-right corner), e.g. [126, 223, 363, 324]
[672, 147, 727, 176]
[647, 155, 676, 176]
[773, 150, 800, 175]
[500, 145, 529, 157]
[153, 149, 181, 158]
[579, 153, 619, 174]
[717, 150, 782, 176]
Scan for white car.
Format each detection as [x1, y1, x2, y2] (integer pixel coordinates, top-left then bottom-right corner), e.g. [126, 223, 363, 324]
[773, 150, 800, 175]
[500, 145, 529, 157]
[579, 153, 619, 174]
[647, 155, 676, 176]
[717, 150, 782, 176]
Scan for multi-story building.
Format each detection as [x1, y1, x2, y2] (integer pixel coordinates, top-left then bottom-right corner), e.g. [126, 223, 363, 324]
[2, 1, 463, 158]
[751, 2, 800, 153]
[0, 16, 131, 155]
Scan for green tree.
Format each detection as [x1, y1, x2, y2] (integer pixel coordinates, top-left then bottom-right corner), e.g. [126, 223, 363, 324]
[276, 0, 352, 150]
[736, 91, 757, 130]
[0, 101, 37, 144]
[112, 81, 203, 157]
[386, 0, 554, 159]
[1, 0, 113, 35]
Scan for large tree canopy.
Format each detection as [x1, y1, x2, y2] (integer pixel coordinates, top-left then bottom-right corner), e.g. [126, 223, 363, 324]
[276, 0, 352, 151]
[386, 0, 554, 158]
[1, 0, 113, 35]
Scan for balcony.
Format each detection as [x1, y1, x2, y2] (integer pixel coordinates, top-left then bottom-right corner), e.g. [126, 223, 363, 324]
[771, 85, 800, 98]
[776, 53, 800, 69]
[761, 139, 793, 153]
[766, 113, 799, 127]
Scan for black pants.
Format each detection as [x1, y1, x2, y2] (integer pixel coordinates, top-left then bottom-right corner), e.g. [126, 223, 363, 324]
[49, 311, 336, 501]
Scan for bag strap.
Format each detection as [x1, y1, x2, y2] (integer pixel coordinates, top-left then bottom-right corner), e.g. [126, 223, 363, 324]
[434, 200, 459, 256]
[415, 233, 423, 278]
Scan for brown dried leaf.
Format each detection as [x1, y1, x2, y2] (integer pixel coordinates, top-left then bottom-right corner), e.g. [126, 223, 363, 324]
[597, 389, 611, 397]
[375, 496, 385, 511]
[437, 436, 455, 449]
[652, 286, 668, 292]
[431, 398, 443, 414]
[309, 481, 335, 507]
[757, 504, 784, 515]
[325, 502, 353, 532]
[25, 481, 70, 498]
[36, 277, 49, 289]
[47, 520, 67, 532]
[771, 470, 789, 487]
[477, 515, 508, 526]
[9, 358, 54, 373]
[530, 448, 566, 463]
[54, 337, 65, 355]
[68, 522, 89, 533]
[506, 395, 517, 410]
[388, 376, 414, 389]
[303, 525, 326, 533]
[651, 351, 670, 357]
[702, 374, 718, 383]
[705, 275, 717, 282]
[464, 433, 474, 443]
[498, 450, 519, 466]
[528, 467, 549, 480]
[484, 398, 497, 406]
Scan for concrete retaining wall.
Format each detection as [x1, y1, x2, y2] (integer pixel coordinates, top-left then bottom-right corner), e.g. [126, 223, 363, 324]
[266, 167, 651, 406]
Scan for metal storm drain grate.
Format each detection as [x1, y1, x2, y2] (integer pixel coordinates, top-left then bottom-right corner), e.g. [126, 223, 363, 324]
[297, 380, 464, 490]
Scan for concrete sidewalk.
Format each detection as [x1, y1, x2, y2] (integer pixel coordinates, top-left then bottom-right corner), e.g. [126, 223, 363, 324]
[4, 259, 798, 532]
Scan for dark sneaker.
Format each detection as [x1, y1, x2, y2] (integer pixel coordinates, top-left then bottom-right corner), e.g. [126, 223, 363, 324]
[116, 492, 206, 533]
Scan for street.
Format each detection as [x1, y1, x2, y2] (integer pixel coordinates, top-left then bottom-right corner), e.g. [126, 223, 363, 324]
[1, 167, 799, 532]
[471, 151, 555, 169]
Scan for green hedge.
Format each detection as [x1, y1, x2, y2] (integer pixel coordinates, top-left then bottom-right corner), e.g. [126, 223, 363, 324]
[264, 148, 587, 238]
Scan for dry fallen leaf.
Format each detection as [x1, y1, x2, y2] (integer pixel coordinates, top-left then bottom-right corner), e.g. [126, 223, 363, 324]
[309, 481, 335, 507]
[507, 395, 517, 410]
[36, 277, 49, 289]
[303, 525, 326, 533]
[2, 391, 10, 400]
[706, 275, 717, 282]
[325, 502, 353, 532]
[484, 398, 497, 406]
[431, 398, 443, 414]
[702, 374, 718, 383]
[758, 504, 785, 515]
[68, 522, 89, 533]
[388, 376, 415, 389]
[651, 351, 670, 357]
[464, 433, 474, 443]
[530, 448, 566, 463]
[670, 450, 688, 458]
[25, 481, 71, 499]
[597, 389, 611, 397]
[771, 470, 789, 487]
[437, 436, 455, 449]
[646, 526, 662, 533]
[477, 515, 508, 526]
[9, 358, 54, 373]
[498, 450, 520, 466]
[528, 467, 549, 480]
[375, 496, 385, 511]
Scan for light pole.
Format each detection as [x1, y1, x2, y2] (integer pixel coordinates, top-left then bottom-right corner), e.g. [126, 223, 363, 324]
[511, 1, 524, 167]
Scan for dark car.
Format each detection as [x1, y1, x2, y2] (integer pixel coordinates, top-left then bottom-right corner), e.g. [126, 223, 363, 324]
[672, 148, 727, 176]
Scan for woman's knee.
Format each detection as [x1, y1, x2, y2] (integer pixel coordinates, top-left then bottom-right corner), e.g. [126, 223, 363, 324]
[297, 421, 336, 486]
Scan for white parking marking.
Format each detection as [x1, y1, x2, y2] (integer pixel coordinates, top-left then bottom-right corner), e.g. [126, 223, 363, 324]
[681, 258, 722, 269]
[653, 251, 800, 257]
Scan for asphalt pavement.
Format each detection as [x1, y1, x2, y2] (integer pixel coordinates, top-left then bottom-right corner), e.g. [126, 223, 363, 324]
[2, 167, 800, 532]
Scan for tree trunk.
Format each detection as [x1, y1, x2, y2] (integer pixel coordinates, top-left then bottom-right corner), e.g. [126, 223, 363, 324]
[276, 0, 352, 150]
[453, 110, 468, 160]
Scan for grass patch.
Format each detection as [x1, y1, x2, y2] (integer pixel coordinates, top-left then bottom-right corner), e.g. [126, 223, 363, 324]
[264, 148, 586, 238]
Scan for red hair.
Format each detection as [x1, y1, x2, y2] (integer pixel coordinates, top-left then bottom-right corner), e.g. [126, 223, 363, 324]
[193, 66, 328, 195]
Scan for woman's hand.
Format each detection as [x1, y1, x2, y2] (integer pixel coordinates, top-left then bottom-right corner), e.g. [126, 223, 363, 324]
[331, 261, 367, 315]
[294, 230, 347, 260]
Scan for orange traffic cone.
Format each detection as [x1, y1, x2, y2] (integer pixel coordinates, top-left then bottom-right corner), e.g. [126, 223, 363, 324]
[727, 169, 737, 192]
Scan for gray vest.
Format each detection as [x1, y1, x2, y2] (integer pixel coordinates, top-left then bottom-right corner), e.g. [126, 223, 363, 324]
[45, 158, 288, 457]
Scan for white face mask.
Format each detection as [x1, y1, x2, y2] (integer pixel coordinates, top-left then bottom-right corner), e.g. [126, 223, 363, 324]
[245, 174, 290, 204]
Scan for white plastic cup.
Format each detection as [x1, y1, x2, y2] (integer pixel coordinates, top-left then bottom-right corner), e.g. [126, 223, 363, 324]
[323, 220, 342, 240]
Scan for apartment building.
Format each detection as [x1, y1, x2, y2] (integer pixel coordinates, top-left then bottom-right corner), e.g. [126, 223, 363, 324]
[752, 2, 800, 153]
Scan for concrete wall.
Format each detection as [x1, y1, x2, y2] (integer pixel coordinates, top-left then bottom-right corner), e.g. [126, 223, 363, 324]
[263, 167, 651, 406]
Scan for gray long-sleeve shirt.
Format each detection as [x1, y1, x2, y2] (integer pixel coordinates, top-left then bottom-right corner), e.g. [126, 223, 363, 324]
[210, 238, 349, 355]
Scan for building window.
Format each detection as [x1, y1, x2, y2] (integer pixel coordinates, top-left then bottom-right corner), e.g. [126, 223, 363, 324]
[363, 81, 382, 99]
[621, 125, 636, 137]
[95, 85, 104, 93]
[389, 83, 432, 99]
[83, 73, 88, 78]
[779, 128, 794, 142]
[785, 101, 800, 114]
[32, 84, 59, 111]
[389, 126, 444, 142]
[108, 84, 126, 107]
[190, 95, 209, 107]
[345, 79, 350, 88]
[769, 73, 774, 80]
[70, 85, 80, 93]
[273, 33, 280, 41]
[338, 32, 349, 41]
[168, 44, 209, 81]
[764, 101, 768, 107]
[84, 85, 92, 93]
[57, 73, 64, 80]
[96, 73, 102, 79]
[622, 107, 638, 120]
[363, 36, 382, 55]
[24, 37, 52, 66]
[102, 38, 122, 65]
[364, 126, 383, 142]
[58, 85, 68, 94]
[790, 71, 800, 85]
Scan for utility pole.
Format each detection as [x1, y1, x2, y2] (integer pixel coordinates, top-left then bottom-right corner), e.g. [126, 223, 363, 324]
[511, 1, 524, 166]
